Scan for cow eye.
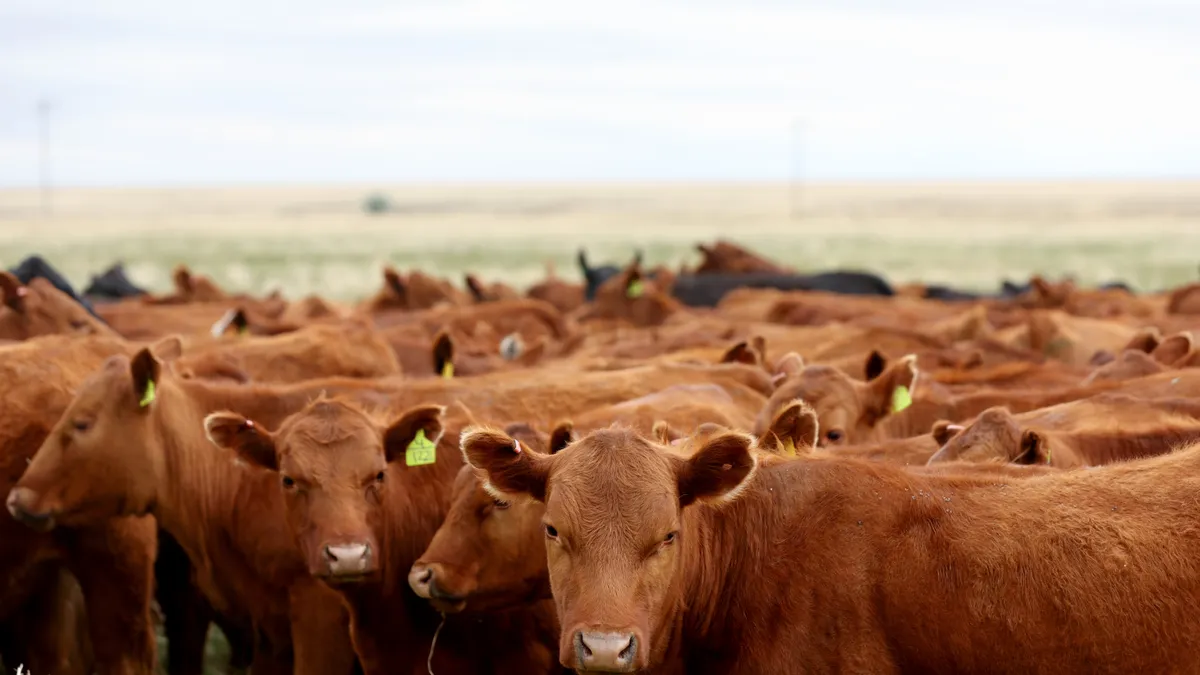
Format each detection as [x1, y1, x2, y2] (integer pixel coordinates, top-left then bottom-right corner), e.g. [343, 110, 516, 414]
[825, 429, 843, 443]
[543, 523, 559, 540]
[375, 471, 385, 483]
[281, 476, 296, 489]
[493, 499, 510, 510]
[663, 531, 678, 545]
[71, 420, 90, 433]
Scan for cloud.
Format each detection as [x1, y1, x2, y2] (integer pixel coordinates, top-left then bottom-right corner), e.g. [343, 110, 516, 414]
[1, 0, 1197, 184]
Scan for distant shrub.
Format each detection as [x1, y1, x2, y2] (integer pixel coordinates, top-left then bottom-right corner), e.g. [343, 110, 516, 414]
[363, 193, 391, 214]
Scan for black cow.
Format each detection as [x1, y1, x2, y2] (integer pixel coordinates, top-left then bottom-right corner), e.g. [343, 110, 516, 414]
[669, 270, 894, 307]
[6, 255, 103, 320]
[83, 263, 148, 303]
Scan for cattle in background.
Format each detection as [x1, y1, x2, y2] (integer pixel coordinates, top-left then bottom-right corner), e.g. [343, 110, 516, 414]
[83, 262, 149, 303]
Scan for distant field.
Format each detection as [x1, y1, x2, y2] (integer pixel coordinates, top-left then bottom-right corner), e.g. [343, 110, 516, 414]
[0, 181, 1198, 300]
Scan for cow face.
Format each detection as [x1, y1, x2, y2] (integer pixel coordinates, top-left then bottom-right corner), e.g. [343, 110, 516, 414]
[0, 274, 115, 341]
[205, 399, 444, 582]
[926, 407, 1028, 464]
[759, 352, 917, 446]
[408, 422, 572, 614]
[7, 341, 180, 530]
[462, 426, 756, 673]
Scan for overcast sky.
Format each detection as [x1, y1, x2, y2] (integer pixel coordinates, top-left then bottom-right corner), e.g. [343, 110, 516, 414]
[2, 0, 1198, 186]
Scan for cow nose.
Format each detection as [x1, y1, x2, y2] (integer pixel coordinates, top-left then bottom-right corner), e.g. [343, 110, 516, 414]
[323, 543, 371, 576]
[407, 564, 434, 598]
[574, 631, 637, 672]
[6, 488, 56, 533]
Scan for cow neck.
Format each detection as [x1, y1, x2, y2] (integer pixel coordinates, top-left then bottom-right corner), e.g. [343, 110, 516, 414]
[375, 432, 468, 596]
[146, 374, 252, 563]
[677, 455, 816, 664]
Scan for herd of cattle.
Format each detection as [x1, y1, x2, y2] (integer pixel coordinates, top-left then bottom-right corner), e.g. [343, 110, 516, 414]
[2, 240, 1200, 675]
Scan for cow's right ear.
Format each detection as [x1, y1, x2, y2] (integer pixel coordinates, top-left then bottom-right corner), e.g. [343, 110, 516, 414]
[548, 421, 574, 454]
[673, 431, 756, 508]
[461, 426, 552, 503]
[758, 399, 818, 456]
[129, 348, 162, 411]
[931, 420, 965, 447]
[204, 412, 278, 471]
[0, 272, 28, 312]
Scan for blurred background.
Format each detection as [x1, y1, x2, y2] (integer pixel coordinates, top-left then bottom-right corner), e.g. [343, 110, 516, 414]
[2, 0, 1198, 299]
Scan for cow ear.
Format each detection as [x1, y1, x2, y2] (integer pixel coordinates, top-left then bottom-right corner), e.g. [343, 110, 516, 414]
[866, 354, 918, 418]
[1152, 332, 1193, 366]
[758, 399, 817, 457]
[204, 412, 278, 470]
[465, 274, 487, 302]
[773, 352, 805, 384]
[384, 267, 407, 301]
[150, 335, 184, 363]
[1015, 429, 1048, 465]
[864, 350, 887, 381]
[548, 421, 574, 454]
[720, 341, 759, 366]
[383, 405, 447, 465]
[129, 348, 162, 410]
[432, 331, 455, 379]
[931, 420, 965, 447]
[173, 265, 194, 294]
[461, 427, 552, 503]
[0, 272, 28, 313]
[673, 431, 756, 508]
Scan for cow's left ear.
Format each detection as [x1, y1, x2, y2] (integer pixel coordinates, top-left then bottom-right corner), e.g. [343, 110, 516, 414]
[383, 405, 446, 466]
[865, 354, 918, 420]
[205, 412, 278, 471]
[673, 431, 756, 508]
[757, 399, 817, 457]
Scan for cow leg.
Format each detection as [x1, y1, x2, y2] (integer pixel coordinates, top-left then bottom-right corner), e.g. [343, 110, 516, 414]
[249, 623, 295, 675]
[212, 612, 256, 672]
[18, 567, 95, 675]
[64, 518, 158, 675]
[289, 580, 359, 675]
[155, 530, 212, 675]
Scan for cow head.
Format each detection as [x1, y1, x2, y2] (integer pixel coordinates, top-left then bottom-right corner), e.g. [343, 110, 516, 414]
[462, 426, 756, 673]
[408, 421, 573, 614]
[0, 273, 115, 341]
[205, 399, 445, 582]
[925, 406, 1043, 465]
[758, 351, 918, 446]
[7, 338, 183, 530]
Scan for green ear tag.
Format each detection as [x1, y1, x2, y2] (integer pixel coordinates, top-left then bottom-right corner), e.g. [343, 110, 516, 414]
[626, 279, 644, 299]
[405, 429, 437, 467]
[891, 385, 912, 413]
[140, 380, 157, 408]
[441, 362, 454, 380]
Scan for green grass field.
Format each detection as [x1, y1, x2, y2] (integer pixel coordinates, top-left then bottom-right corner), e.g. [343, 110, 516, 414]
[0, 180, 1198, 673]
[1, 181, 1198, 300]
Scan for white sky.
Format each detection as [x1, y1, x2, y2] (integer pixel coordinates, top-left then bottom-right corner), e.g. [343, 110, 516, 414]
[2, 0, 1198, 185]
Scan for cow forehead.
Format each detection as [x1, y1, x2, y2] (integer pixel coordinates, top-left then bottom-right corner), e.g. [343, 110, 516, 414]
[548, 430, 679, 521]
[275, 403, 383, 470]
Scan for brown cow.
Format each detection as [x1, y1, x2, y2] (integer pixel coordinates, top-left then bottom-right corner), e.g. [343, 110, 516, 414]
[926, 397, 1200, 468]
[205, 398, 563, 675]
[0, 273, 116, 340]
[0, 335, 158, 675]
[7, 344, 358, 675]
[464, 423, 1200, 674]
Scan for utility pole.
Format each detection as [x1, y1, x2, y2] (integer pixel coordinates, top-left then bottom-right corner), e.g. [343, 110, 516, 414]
[789, 117, 803, 222]
[38, 98, 51, 217]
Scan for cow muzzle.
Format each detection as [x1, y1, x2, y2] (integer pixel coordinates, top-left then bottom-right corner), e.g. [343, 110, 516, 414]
[6, 487, 57, 533]
[408, 563, 469, 613]
[321, 542, 374, 579]
[572, 629, 639, 673]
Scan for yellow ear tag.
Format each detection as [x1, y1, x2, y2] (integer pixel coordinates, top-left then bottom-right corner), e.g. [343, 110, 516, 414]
[441, 362, 454, 380]
[891, 385, 912, 413]
[1045, 448, 1052, 465]
[140, 380, 156, 408]
[626, 279, 644, 299]
[405, 429, 437, 467]
[780, 437, 797, 457]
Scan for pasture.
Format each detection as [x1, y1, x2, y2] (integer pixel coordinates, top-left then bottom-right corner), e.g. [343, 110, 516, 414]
[1, 181, 1198, 298]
